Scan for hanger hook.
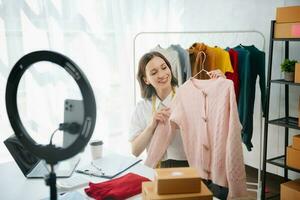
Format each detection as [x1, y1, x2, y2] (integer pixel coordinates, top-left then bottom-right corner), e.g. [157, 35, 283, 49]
[199, 51, 206, 69]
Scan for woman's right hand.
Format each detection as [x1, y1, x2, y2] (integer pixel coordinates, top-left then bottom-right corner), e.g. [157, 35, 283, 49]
[149, 107, 171, 129]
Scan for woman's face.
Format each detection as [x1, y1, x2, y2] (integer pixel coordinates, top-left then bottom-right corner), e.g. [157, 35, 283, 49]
[143, 56, 172, 91]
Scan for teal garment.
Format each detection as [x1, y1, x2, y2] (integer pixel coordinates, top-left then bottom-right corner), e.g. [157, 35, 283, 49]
[233, 47, 252, 151]
[233, 45, 266, 151]
[242, 45, 266, 113]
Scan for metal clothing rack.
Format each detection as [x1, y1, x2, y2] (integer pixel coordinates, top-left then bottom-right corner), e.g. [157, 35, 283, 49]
[133, 30, 265, 199]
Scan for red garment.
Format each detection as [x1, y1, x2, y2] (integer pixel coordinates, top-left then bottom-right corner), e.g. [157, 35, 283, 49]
[84, 173, 150, 200]
[225, 49, 239, 102]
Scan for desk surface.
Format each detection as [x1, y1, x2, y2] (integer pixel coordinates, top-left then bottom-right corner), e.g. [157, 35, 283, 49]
[0, 151, 154, 200]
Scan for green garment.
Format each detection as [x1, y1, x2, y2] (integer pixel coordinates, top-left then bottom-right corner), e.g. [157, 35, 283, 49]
[234, 45, 266, 151]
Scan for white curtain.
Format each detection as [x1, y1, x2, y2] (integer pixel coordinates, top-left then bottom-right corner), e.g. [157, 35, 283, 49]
[0, 0, 185, 162]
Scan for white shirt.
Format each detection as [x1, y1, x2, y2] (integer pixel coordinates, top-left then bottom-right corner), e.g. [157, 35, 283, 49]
[129, 90, 186, 161]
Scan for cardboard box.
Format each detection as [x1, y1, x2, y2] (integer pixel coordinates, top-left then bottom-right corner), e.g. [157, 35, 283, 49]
[154, 168, 201, 195]
[274, 22, 300, 39]
[142, 181, 212, 200]
[293, 135, 300, 150]
[276, 6, 300, 23]
[299, 97, 300, 127]
[287, 146, 300, 170]
[295, 63, 300, 83]
[280, 179, 300, 200]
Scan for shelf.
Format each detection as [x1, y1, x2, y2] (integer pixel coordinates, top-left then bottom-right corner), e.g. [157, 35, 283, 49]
[273, 38, 300, 41]
[268, 117, 300, 130]
[271, 79, 300, 86]
[267, 155, 300, 173]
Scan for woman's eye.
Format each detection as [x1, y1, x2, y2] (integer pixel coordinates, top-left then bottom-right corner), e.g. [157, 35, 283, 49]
[151, 71, 157, 76]
[162, 66, 167, 70]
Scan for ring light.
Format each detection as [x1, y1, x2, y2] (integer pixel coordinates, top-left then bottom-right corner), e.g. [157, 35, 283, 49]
[5, 50, 97, 164]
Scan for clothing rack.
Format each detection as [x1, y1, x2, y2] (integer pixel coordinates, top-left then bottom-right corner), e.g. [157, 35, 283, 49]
[133, 30, 265, 199]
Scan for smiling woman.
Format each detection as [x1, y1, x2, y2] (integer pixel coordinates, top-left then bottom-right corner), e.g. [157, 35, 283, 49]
[129, 51, 188, 168]
[129, 51, 227, 169]
[138, 51, 178, 100]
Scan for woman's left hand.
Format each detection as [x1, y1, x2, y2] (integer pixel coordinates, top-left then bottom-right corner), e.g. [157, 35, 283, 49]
[207, 69, 226, 79]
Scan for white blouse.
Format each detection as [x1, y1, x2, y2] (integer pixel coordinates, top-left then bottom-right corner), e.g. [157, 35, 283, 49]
[129, 90, 186, 161]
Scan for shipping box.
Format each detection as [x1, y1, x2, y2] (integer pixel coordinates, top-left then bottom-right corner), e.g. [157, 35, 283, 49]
[281, 179, 300, 200]
[287, 146, 300, 170]
[295, 63, 300, 83]
[142, 181, 212, 200]
[299, 97, 300, 127]
[274, 22, 300, 39]
[154, 167, 201, 195]
[293, 134, 300, 150]
[276, 6, 300, 23]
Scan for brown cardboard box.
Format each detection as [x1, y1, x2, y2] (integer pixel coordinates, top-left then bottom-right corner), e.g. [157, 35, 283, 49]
[142, 181, 212, 200]
[295, 63, 300, 83]
[293, 135, 300, 150]
[274, 22, 300, 39]
[287, 146, 300, 170]
[299, 97, 300, 127]
[280, 179, 300, 200]
[276, 6, 300, 23]
[154, 168, 201, 195]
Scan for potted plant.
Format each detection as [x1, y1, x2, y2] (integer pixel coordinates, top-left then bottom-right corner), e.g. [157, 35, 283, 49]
[281, 59, 297, 81]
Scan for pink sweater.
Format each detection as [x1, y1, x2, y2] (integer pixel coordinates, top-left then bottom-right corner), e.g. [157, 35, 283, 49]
[145, 78, 247, 199]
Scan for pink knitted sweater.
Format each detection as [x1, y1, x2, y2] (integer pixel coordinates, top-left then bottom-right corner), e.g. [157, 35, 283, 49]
[145, 78, 247, 199]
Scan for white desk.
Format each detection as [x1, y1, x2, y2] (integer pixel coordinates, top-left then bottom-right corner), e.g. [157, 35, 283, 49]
[0, 151, 154, 200]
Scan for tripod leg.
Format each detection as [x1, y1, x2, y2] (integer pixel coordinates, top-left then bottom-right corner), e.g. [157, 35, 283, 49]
[45, 164, 57, 200]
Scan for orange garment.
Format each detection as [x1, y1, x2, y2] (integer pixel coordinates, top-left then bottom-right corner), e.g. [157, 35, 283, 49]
[188, 43, 217, 79]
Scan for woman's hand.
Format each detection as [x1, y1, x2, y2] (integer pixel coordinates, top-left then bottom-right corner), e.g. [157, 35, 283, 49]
[149, 107, 171, 129]
[208, 69, 226, 79]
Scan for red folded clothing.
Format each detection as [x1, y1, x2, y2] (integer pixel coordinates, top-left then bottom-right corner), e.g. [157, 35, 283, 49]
[84, 172, 150, 200]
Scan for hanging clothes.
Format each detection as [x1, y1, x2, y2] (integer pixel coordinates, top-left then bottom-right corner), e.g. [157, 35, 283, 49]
[208, 46, 233, 74]
[152, 45, 183, 85]
[234, 45, 266, 151]
[188, 43, 234, 80]
[169, 44, 192, 82]
[188, 43, 217, 79]
[225, 48, 239, 102]
[241, 45, 266, 113]
[145, 78, 247, 199]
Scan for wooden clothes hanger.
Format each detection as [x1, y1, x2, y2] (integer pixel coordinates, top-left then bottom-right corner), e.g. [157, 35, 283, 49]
[192, 51, 212, 79]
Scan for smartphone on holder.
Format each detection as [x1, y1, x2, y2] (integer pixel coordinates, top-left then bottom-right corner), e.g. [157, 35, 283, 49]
[63, 99, 84, 148]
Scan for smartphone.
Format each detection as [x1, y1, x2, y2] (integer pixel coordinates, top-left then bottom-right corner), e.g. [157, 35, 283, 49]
[63, 99, 84, 148]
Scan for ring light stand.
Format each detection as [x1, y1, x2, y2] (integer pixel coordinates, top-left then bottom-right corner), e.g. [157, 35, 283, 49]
[5, 51, 97, 200]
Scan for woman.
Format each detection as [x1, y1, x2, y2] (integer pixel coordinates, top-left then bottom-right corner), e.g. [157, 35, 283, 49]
[128, 51, 224, 168]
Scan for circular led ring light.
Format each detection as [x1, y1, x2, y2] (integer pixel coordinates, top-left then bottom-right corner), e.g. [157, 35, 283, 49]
[5, 50, 97, 164]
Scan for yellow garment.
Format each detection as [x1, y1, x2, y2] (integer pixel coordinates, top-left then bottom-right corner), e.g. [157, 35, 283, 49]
[209, 46, 233, 73]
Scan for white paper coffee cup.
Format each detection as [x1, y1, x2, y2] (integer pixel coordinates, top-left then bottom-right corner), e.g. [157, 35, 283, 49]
[90, 140, 103, 160]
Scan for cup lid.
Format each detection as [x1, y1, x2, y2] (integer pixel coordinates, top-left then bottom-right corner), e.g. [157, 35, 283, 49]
[90, 140, 103, 146]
